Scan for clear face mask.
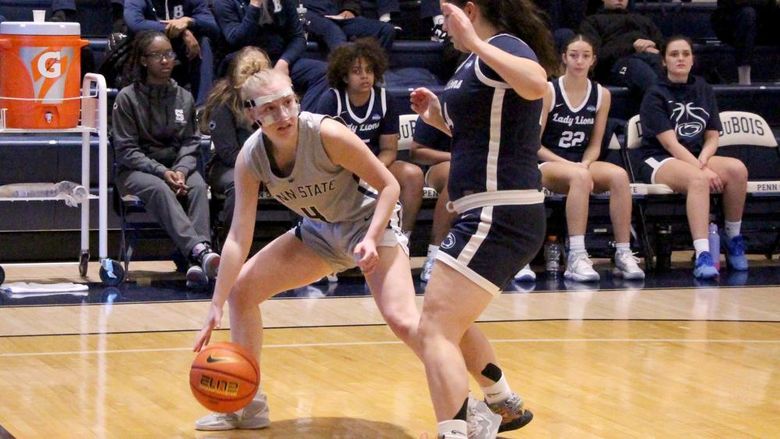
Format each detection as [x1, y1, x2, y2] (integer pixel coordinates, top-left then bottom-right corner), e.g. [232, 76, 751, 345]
[244, 87, 300, 128]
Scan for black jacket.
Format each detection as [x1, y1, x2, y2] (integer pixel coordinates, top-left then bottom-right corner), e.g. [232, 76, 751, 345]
[112, 80, 201, 177]
[580, 8, 664, 79]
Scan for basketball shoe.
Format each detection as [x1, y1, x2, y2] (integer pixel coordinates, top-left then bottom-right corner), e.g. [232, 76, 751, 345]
[486, 392, 534, 432]
[467, 396, 501, 439]
[194, 393, 270, 431]
[564, 251, 600, 282]
[513, 264, 536, 282]
[693, 251, 719, 279]
[725, 235, 748, 271]
[613, 249, 645, 280]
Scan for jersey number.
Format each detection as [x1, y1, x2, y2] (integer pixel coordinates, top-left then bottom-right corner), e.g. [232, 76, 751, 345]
[301, 206, 329, 222]
[558, 131, 586, 148]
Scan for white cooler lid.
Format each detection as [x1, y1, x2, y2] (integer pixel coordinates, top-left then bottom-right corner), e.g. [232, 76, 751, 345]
[0, 22, 81, 36]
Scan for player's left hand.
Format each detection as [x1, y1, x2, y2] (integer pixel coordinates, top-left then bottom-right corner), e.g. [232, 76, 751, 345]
[354, 239, 379, 274]
[440, 3, 480, 53]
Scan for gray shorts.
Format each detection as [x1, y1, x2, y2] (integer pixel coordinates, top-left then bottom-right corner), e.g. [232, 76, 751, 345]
[290, 204, 409, 273]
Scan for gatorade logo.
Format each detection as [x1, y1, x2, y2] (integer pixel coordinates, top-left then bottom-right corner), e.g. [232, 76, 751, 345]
[37, 51, 62, 78]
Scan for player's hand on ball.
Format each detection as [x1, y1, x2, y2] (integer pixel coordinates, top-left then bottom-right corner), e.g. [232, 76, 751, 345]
[193, 302, 223, 352]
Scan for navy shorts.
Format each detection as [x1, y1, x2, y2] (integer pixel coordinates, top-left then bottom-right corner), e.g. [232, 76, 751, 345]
[631, 148, 675, 184]
[437, 203, 546, 295]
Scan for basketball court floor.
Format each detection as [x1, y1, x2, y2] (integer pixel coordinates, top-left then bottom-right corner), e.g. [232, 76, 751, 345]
[1, 257, 779, 438]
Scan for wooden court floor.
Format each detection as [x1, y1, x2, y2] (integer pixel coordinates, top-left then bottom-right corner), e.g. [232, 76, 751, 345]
[1, 262, 779, 438]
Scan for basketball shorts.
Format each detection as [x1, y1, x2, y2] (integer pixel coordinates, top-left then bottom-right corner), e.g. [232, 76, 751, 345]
[292, 204, 409, 273]
[631, 149, 675, 184]
[437, 203, 546, 295]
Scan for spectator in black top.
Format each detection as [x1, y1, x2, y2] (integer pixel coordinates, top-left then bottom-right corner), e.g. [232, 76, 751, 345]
[711, 0, 780, 85]
[302, 0, 395, 53]
[124, 0, 220, 106]
[112, 31, 220, 288]
[580, 0, 664, 96]
[201, 47, 271, 229]
[212, 0, 329, 111]
[634, 36, 749, 279]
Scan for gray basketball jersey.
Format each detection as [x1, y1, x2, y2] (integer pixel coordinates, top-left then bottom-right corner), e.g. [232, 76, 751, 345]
[241, 111, 377, 223]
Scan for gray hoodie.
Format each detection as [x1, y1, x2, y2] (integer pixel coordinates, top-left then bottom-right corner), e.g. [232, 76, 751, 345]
[112, 79, 201, 177]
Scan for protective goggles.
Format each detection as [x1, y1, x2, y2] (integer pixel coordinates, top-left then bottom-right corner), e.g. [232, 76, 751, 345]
[244, 87, 299, 127]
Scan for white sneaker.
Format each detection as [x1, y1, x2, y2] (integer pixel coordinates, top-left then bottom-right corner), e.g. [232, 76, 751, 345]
[194, 393, 270, 431]
[613, 249, 645, 280]
[420, 255, 435, 282]
[513, 264, 536, 282]
[564, 251, 600, 282]
[467, 396, 501, 439]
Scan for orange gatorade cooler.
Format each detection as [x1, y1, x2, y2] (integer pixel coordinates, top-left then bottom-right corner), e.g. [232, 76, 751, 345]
[0, 22, 87, 129]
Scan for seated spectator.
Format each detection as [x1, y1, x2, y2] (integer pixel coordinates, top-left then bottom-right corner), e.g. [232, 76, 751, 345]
[51, 0, 127, 33]
[200, 47, 271, 230]
[316, 38, 424, 239]
[371, 0, 447, 41]
[124, 0, 219, 106]
[633, 36, 749, 279]
[113, 31, 220, 288]
[517, 34, 644, 283]
[580, 0, 664, 96]
[213, 0, 329, 111]
[410, 118, 454, 282]
[302, 0, 394, 53]
[711, 0, 780, 85]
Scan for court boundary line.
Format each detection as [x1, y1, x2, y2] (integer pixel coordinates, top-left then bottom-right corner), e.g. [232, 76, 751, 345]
[2, 336, 780, 358]
[0, 318, 779, 339]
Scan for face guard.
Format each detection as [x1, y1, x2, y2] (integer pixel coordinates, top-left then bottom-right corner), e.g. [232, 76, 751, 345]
[244, 87, 299, 127]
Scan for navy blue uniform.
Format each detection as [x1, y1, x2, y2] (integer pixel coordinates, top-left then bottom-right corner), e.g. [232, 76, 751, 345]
[542, 77, 602, 163]
[633, 75, 722, 183]
[315, 86, 398, 155]
[436, 34, 546, 294]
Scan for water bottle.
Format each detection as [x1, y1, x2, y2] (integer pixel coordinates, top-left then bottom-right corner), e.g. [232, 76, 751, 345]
[544, 235, 561, 275]
[296, 1, 309, 40]
[655, 225, 672, 271]
[708, 223, 721, 270]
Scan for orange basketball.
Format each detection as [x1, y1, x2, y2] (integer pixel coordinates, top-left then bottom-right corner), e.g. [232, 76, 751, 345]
[190, 342, 260, 413]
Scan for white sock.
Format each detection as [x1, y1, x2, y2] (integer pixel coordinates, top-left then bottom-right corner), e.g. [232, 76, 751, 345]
[379, 12, 391, 22]
[693, 238, 710, 257]
[481, 375, 512, 405]
[433, 14, 444, 25]
[438, 419, 467, 438]
[569, 235, 586, 253]
[427, 244, 439, 259]
[738, 65, 751, 85]
[724, 220, 742, 239]
[615, 242, 631, 253]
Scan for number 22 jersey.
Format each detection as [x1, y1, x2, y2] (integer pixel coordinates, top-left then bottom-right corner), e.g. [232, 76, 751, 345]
[542, 76, 602, 160]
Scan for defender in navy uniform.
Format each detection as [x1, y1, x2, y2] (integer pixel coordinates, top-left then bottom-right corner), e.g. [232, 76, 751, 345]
[317, 38, 424, 237]
[515, 34, 644, 283]
[635, 36, 749, 279]
[410, 0, 558, 437]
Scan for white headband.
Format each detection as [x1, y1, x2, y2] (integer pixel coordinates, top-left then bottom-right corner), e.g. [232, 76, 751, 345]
[243, 87, 295, 108]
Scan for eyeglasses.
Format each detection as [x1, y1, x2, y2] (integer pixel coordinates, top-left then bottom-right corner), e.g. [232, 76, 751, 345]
[144, 50, 177, 62]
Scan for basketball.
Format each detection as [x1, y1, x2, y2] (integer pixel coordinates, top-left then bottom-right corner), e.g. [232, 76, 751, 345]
[190, 342, 260, 413]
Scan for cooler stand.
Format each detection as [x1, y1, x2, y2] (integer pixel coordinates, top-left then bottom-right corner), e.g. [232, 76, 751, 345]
[0, 73, 124, 286]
